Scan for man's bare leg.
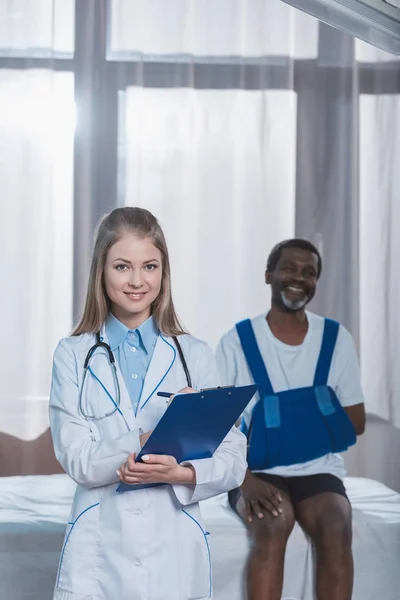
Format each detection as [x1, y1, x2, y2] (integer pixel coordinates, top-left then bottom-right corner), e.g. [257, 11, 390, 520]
[296, 492, 353, 600]
[235, 489, 295, 600]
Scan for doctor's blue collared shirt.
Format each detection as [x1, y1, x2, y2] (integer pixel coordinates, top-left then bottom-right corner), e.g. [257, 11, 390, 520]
[105, 312, 159, 414]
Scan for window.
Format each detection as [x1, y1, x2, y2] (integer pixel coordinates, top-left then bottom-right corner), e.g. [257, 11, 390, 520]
[0, 0, 74, 57]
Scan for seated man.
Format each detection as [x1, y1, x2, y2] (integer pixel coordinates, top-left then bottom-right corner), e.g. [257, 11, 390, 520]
[216, 238, 365, 600]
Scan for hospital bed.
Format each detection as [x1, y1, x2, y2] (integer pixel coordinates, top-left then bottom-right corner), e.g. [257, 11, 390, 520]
[0, 474, 399, 600]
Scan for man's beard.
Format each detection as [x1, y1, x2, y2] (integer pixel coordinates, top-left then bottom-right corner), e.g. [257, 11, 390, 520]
[280, 289, 310, 311]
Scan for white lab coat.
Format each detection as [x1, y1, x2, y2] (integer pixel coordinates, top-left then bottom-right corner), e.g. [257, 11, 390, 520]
[49, 326, 247, 600]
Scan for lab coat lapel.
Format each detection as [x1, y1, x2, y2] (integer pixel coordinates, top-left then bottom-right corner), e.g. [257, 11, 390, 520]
[139, 336, 176, 411]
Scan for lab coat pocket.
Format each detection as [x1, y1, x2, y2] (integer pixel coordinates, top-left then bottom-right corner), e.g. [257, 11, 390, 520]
[180, 508, 212, 600]
[56, 500, 101, 595]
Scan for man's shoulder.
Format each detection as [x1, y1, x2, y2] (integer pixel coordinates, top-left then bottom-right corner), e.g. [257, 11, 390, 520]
[219, 313, 266, 346]
[306, 310, 326, 328]
[307, 311, 344, 331]
[307, 311, 355, 348]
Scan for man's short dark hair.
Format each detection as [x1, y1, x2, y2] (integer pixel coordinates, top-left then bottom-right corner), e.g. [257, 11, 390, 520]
[266, 239, 322, 278]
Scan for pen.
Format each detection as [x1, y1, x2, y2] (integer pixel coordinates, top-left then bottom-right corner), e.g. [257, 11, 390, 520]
[157, 386, 234, 398]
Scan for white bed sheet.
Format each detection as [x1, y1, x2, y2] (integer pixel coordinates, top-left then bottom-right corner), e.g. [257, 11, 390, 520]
[0, 474, 75, 600]
[0, 475, 399, 600]
[203, 477, 400, 600]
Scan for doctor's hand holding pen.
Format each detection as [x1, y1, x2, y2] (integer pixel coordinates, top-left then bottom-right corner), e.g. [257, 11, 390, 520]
[117, 387, 198, 486]
[160, 386, 197, 405]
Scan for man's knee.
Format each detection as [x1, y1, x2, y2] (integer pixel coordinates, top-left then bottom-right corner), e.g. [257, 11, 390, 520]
[313, 504, 352, 552]
[250, 510, 295, 556]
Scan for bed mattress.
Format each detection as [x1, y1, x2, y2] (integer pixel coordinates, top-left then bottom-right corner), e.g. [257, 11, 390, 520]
[0, 475, 399, 599]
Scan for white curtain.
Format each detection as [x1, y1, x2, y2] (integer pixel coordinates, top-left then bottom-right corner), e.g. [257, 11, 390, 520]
[0, 0, 74, 56]
[122, 88, 297, 348]
[110, 0, 318, 59]
[356, 41, 400, 427]
[115, 0, 315, 348]
[359, 94, 400, 427]
[0, 69, 74, 442]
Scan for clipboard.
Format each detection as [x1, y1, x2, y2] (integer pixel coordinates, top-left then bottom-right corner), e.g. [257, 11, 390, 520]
[116, 383, 258, 492]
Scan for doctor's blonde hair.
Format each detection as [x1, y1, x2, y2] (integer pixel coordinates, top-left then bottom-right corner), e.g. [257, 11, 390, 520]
[72, 207, 187, 337]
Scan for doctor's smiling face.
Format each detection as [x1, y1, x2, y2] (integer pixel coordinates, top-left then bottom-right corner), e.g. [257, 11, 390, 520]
[72, 207, 185, 337]
[103, 231, 163, 329]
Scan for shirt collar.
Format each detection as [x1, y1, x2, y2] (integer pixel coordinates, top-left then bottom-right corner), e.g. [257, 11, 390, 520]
[105, 313, 159, 354]
[138, 315, 159, 354]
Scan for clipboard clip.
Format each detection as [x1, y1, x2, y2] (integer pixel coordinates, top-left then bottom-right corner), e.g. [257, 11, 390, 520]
[200, 385, 235, 392]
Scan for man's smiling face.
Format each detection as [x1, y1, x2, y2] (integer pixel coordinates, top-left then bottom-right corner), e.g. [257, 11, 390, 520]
[266, 247, 319, 312]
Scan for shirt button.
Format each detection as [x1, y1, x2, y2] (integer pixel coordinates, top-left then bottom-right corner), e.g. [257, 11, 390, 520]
[134, 559, 142, 567]
[132, 374, 138, 379]
[131, 347, 137, 353]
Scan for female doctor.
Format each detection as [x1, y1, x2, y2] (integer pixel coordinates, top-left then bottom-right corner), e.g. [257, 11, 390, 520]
[49, 206, 247, 600]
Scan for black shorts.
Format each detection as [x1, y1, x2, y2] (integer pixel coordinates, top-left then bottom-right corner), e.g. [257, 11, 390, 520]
[228, 472, 348, 512]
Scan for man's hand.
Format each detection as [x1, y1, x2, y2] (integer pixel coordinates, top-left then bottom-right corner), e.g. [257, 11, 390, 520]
[117, 453, 196, 486]
[241, 470, 283, 522]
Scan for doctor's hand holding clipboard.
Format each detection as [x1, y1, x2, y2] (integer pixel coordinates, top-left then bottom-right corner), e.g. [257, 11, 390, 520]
[116, 382, 258, 494]
[117, 386, 197, 487]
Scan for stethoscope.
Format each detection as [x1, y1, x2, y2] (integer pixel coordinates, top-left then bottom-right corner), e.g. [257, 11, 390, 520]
[78, 330, 191, 421]
[79, 332, 122, 420]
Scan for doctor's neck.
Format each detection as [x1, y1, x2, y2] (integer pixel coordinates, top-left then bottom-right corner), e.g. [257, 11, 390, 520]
[110, 306, 152, 331]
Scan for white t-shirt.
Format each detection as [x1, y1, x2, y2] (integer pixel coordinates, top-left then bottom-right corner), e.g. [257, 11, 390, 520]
[216, 311, 365, 479]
